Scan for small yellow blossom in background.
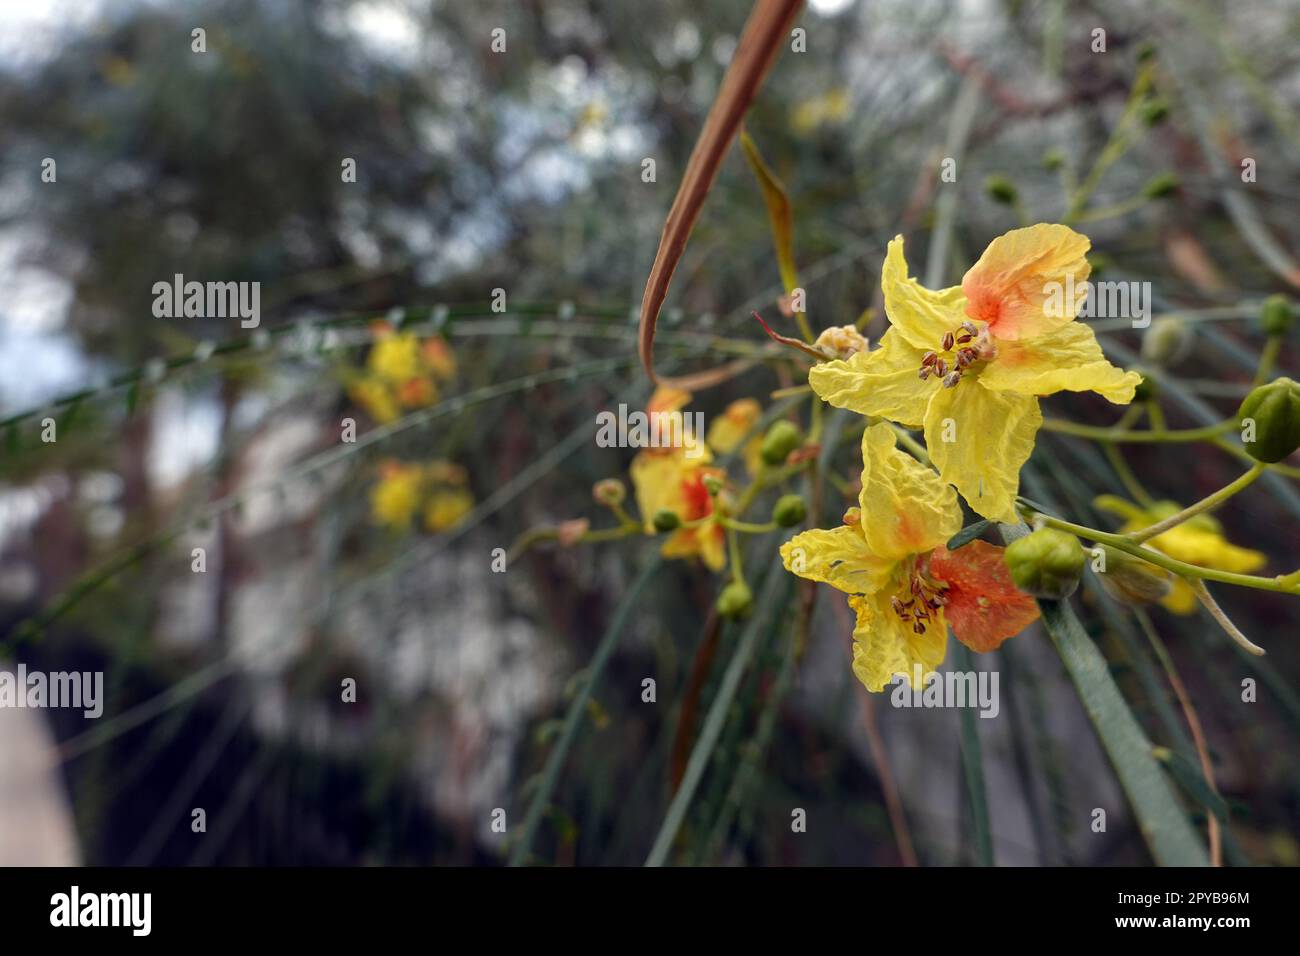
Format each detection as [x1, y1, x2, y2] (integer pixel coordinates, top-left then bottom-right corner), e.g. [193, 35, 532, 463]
[629, 387, 727, 571]
[370, 461, 424, 530]
[706, 398, 765, 474]
[809, 224, 1140, 523]
[423, 488, 474, 533]
[346, 323, 459, 423]
[791, 87, 850, 135]
[780, 423, 1037, 691]
[348, 377, 401, 424]
[1095, 496, 1267, 614]
[370, 458, 475, 533]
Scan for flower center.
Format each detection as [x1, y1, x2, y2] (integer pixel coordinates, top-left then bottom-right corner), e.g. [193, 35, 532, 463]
[917, 321, 996, 388]
[889, 556, 951, 634]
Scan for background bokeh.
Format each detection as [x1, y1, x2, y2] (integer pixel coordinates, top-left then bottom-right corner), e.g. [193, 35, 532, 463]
[0, 0, 1297, 865]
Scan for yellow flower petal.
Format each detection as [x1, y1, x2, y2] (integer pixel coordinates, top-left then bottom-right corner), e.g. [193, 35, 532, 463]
[664, 524, 727, 571]
[924, 383, 1042, 523]
[961, 223, 1091, 341]
[858, 422, 961, 561]
[706, 398, 761, 454]
[1161, 578, 1199, 615]
[881, 235, 968, 351]
[808, 329, 933, 429]
[779, 526, 891, 594]
[849, 589, 947, 692]
[980, 321, 1140, 404]
[629, 452, 682, 532]
[1138, 524, 1267, 574]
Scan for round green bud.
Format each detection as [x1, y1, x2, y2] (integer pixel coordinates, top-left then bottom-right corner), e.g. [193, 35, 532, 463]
[1141, 316, 1192, 366]
[1136, 41, 1157, 63]
[1042, 148, 1065, 172]
[1140, 99, 1169, 126]
[772, 494, 807, 527]
[1142, 173, 1180, 199]
[984, 175, 1018, 205]
[702, 474, 724, 496]
[761, 419, 802, 466]
[652, 508, 681, 533]
[1237, 377, 1300, 463]
[1092, 545, 1173, 606]
[1132, 370, 1158, 402]
[592, 478, 626, 507]
[1004, 527, 1085, 600]
[1260, 294, 1294, 336]
[716, 579, 753, 619]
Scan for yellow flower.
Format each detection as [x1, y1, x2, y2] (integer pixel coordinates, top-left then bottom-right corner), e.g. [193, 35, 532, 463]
[423, 488, 474, 532]
[370, 462, 424, 530]
[348, 377, 400, 424]
[630, 452, 726, 571]
[809, 225, 1141, 523]
[1096, 496, 1266, 614]
[368, 333, 424, 385]
[706, 398, 764, 474]
[780, 423, 1038, 691]
[421, 337, 457, 381]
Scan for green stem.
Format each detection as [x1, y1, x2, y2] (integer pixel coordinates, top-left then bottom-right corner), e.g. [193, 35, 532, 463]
[1041, 418, 1233, 443]
[1130, 463, 1264, 543]
[1255, 335, 1283, 386]
[1033, 513, 1299, 596]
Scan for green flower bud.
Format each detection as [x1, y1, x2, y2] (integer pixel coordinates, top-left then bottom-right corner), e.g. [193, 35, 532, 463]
[1260, 294, 1294, 336]
[1140, 99, 1169, 126]
[1132, 370, 1158, 402]
[716, 579, 753, 619]
[984, 175, 1018, 205]
[702, 474, 724, 496]
[761, 419, 801, 466]
[1237, 377, 1300, 463]
[772, 493, 807, 527]
[1141, 317, 1193, 366]
[1004, 528, 1085, 600]
[592, 478, 626, 507]
[1042, 148, 1065, 172]
[1142, 173, 1180, 199]
[652, 508, 681, 532]
[1091, 545, 1173, 606]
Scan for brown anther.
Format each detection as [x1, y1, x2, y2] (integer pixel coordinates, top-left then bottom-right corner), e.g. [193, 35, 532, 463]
[957, 333, 973, 344]
[962, 321, 978, 336]
[942, 331, 955, 351]
[943, 371, 962, 388]
[955, 351, 971, 370]
[918, 366, 932, 381]
[921, 351, 938, 367]
[935, 358, 948, 377]
[891, 596, 904, 614]
[913, 621, 926, 634]
[960, 347, 978, 362]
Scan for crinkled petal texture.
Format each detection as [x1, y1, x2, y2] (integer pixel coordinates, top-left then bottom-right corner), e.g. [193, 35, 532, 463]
[924, 385, 1042, 524]
[929, 543, 1039, 652]
[858, 422, 962, 561]
[779, 526, 892, 594]
[962, 224, 1091, 341]
[980, 321, 1141, 404]
[807, 329, 933, 428]
[850, 587, 947, 692]
[881, 235, 968, 350]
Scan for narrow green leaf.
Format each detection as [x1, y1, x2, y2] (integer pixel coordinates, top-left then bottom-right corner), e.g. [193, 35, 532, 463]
[509, 557, 661, 866]
[953, 640, 994, 865]
[1152, 746, 1230, 823]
